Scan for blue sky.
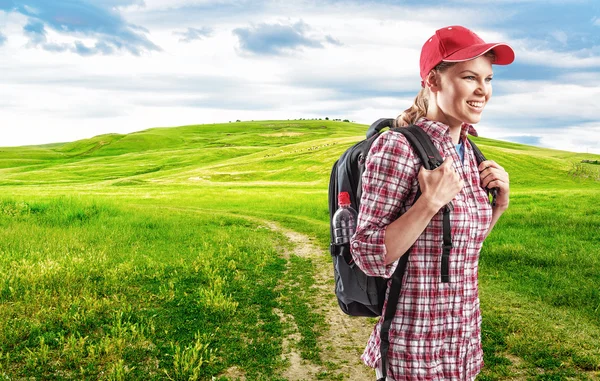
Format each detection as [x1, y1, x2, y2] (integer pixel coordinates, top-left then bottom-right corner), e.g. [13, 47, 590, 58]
[1, 0, 599, 154]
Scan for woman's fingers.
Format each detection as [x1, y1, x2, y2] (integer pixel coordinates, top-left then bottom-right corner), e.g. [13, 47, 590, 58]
[479, 160, 508, 188]
[418, 157, 464, 209]
[478, 160, 500, 171]
[481, 170, 508, 188]
[486, 179, 507, 190]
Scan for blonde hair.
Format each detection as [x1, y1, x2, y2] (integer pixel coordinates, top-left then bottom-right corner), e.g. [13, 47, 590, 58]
[396, 51, 496, 127]
[395, 86, 431, 127]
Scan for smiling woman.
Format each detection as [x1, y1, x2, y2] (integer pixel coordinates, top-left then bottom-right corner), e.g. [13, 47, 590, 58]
[349, 25, 515, 381]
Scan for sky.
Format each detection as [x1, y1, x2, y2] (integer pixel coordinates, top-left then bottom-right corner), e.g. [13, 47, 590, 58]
[1, 0, 600, 154]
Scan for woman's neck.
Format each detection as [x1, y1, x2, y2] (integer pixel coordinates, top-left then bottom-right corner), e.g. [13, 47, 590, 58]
[425, 106, 462, 144]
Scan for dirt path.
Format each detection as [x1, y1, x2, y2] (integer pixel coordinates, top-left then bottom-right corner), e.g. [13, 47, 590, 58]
[136, 206, 598, 380]
[264, 221, 376, 381]
[146, 207, 376, 380]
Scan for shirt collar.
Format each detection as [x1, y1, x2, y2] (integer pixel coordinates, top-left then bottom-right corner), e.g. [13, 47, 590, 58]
[415, 117, 479, 143]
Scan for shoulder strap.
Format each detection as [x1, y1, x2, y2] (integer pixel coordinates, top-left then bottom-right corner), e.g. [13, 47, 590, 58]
[367, 118, 395, 139]
[468, 137, 485, 163]
[377, 124, 451, 380]
[468, 138, 498, 207]
[378, 251, 408, 381]
[396, 125, 444, 170]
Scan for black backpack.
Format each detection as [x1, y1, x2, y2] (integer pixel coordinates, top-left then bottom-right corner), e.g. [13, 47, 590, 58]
[328, 118, 493, 381]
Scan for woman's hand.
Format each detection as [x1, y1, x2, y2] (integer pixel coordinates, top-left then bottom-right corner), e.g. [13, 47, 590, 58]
[383, 157, 463, 264]
[478, 160, 509, 210]
[418, 157, 464, 211]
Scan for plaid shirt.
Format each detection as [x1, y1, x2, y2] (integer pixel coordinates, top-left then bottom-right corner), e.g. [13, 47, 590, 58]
[350, 117, 493, 381]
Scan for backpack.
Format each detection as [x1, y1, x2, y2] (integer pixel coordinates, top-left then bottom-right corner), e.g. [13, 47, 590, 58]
[328, 118, 493, 381]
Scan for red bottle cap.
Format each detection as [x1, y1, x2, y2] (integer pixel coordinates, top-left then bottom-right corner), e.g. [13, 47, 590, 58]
[338, 192, 351, 206]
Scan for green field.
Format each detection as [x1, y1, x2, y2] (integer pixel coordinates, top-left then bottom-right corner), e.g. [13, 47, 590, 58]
[1, 120, 599, 380]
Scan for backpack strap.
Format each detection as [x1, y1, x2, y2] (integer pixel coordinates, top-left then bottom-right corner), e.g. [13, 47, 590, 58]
[377, 124, 450, 381]
[378, 249, 409, 381]
[367, 118, 395, 139]
[398, 125, 444, 170]
[399, 125, 451, 284]
[397, 126, 452, 280]
[468, 138, 498, 207]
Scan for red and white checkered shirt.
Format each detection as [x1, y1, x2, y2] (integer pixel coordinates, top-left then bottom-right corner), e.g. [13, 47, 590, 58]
[350, 117, 493, 381]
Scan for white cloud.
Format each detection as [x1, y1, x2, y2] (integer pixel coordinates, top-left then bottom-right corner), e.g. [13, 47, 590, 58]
[174, 26, 213, 42]
[130, 0, 239, 11]
[510, 38, 600, 68]
[490, 80, 600, 122]
[551, 30, 568, 45]
[556, 72, 600, 86]
[0, 0, 599, 157]
[539, 123, 600, 154]
[2, 1, 161, 56]
[232, 20, 325, 56]
[478, 122, 600, 155]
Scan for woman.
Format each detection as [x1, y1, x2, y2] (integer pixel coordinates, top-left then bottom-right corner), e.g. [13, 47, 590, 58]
[350, 25, 514, 380]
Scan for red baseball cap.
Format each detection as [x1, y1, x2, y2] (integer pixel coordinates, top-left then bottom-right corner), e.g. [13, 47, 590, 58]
[420, 25, 515, 82]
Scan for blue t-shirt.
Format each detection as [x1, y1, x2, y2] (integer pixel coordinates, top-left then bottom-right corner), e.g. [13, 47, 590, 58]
[455, 141, 465, 164]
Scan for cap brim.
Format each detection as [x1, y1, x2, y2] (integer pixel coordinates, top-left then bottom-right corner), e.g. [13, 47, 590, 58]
[443, 43, 515, 65]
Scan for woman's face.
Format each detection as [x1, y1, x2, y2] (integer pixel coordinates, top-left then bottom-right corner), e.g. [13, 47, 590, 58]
[435, 55, 494, 127]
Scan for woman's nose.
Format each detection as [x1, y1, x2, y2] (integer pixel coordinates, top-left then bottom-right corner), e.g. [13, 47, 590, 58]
[475, 80, 489, 96]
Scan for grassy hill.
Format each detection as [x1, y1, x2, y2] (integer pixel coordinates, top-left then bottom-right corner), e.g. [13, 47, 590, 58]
[0, 120, 599, 380]
[1, 120, 597, 189]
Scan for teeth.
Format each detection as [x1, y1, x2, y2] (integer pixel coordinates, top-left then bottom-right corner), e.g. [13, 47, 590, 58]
[467, 101, 484, 108]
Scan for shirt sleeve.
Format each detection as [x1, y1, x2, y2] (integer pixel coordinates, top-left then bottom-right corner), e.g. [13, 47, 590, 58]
[350, 131, 416, 278]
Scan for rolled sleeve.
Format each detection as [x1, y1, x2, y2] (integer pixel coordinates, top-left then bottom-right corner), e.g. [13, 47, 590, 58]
[350, 131, 416, 278]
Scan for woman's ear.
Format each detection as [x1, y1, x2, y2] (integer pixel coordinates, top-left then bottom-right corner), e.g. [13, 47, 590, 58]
[426, 70, 441, 92]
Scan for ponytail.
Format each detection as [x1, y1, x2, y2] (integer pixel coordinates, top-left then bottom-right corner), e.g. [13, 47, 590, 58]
[395, 87, 429, 127]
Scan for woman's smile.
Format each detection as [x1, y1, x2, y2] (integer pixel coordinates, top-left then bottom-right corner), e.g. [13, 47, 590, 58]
[466, 100, 485, 112]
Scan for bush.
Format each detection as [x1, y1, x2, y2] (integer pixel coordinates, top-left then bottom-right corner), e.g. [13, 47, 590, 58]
[569, 162, 600, 180]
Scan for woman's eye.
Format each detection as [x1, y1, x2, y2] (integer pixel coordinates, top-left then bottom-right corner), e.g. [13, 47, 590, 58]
[464, 76, 476, 80]
[486, 77, 493, 83]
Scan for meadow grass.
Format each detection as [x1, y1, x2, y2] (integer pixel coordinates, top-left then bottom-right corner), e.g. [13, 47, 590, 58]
[1, 119, 599, 380]
[0, 197, 294, 379]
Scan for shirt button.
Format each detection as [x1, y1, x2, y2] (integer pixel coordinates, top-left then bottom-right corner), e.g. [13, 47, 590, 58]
[352, 242, 359, 248]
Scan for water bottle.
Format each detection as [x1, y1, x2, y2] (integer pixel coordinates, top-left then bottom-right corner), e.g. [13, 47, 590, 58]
[333, 191, 358, 245]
